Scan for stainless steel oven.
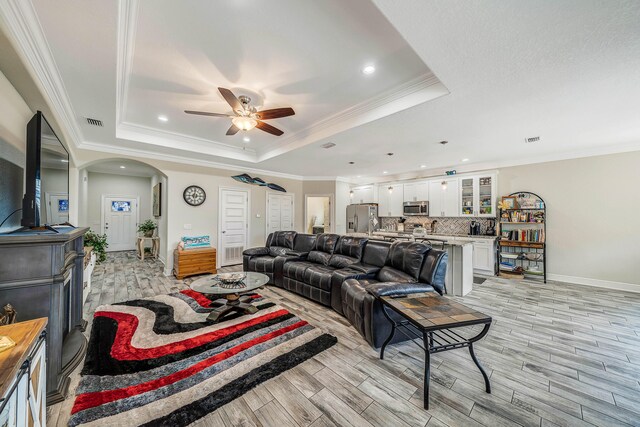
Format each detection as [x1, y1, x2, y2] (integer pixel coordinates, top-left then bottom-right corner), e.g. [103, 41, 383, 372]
[403, 201, 429, 216]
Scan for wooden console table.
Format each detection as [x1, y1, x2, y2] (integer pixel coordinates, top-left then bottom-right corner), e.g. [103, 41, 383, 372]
[0, 318, 47, 425]
[136, 236, 160, 260]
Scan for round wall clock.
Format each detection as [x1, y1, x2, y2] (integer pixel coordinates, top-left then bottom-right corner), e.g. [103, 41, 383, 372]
[183, 185, 206, 206]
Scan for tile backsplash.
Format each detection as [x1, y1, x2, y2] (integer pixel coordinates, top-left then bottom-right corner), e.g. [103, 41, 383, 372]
[380, 216, 495, 235]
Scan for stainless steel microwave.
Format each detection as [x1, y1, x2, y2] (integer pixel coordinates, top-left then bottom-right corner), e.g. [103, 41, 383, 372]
[403, 201, 429, 216]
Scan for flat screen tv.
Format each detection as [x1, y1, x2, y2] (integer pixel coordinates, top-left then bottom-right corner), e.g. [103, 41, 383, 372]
[21, 111, 70, 228]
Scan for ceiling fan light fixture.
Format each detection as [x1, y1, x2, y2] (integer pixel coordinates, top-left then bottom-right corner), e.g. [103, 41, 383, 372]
[232, 116, 257, 131]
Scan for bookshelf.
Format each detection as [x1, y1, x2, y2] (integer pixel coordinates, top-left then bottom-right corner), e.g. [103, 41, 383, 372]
[498, 192, 546, 283]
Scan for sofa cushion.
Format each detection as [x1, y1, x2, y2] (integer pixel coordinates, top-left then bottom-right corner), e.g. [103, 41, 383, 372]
[268, 246, 289, 257]
[384, 241, 431, 279]
[419, 249, 448, 295]
[248, 256, 276, 274]
[361, 240, 391, 268]
[304, 265, 337, 291]
[377, 267, 416, 283]
[283, 261, 315, 281]
[269, 231, 296, 250]
[293, 233, 317, 252]
[307, 233, 340, 265]
[329, 236, 367, 268]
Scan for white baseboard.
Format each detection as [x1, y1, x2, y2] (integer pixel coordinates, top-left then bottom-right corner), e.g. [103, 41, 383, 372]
[548, 274, 640, 293]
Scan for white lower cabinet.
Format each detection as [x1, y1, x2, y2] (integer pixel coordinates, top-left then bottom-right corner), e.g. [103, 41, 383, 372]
[472, 240, 495, 275]
[0, 327, 46, 427]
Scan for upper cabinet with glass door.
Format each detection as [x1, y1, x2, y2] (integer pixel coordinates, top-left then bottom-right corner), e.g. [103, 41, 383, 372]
[458, 174, 496, 217]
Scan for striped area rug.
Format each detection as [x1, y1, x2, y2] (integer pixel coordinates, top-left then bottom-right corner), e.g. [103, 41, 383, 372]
[69, 290, 337, 426]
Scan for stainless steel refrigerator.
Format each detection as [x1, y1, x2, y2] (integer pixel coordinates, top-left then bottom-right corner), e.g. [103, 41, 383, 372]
[346, 204, 379, 235]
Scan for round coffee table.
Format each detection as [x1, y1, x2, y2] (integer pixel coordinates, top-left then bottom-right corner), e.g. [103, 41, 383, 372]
[190, 272, 269, 322]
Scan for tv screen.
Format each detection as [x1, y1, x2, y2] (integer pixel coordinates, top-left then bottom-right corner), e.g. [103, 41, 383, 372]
[21, 111, 69, 227]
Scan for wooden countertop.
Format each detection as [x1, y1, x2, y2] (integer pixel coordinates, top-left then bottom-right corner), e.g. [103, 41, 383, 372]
[0, 318, 47, 398]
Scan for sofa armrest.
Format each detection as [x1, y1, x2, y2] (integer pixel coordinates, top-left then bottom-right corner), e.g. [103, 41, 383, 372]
[366, 282, 434, 298]
[243, 247, 270, 257]
[349, 262, 381, 275]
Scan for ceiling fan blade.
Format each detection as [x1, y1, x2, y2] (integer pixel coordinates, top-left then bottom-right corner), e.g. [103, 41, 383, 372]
[184, 110, 230, 117]
[256, 120, 284, 136]
[218, 87, 244, 113]
[226, 124, 240, 135]
[255, 107, 295, 120]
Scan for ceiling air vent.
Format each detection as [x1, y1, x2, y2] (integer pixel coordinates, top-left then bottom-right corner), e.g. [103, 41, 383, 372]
[321, 142, 336, 149]
[86, 117, 103, 127]
[524, 136, 540, 143]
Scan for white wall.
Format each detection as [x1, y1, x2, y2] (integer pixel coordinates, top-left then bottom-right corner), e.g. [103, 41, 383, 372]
[498, 151, 640, 288]
[163, 167, 304, 274]
[85, 172, 152, 232]
[151, 173, 168, 263]
[334, 181, 351, 234]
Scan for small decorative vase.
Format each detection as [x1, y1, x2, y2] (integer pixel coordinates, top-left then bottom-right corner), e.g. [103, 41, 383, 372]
[144, 230, 154, 237]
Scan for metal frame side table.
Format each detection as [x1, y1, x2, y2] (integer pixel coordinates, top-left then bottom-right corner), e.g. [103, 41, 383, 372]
[379, 292, 492, 409]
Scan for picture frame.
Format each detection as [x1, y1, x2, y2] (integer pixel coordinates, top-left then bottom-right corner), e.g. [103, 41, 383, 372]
[501, 196, 517, 209]
[153, 182, 162, 217]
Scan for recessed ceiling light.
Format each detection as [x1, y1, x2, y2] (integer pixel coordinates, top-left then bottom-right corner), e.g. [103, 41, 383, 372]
[439, 140, 448, 145]
[120, 165, 126, 169]
[356, 175, 361, 178]
[158, 115, 168, 122]
[243, 137, 250, 143]
[348, 161, 355, 164]
[60, 159, 69, 163]
[362, 65, 376, 75]
[387, 152, 394, 156]
[461, 158, 469, 162]
[420, 164, 426, 168]
[383, 171, 388, 174]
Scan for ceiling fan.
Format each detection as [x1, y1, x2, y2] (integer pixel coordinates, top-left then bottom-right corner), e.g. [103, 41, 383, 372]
[185, 87, 295, 136]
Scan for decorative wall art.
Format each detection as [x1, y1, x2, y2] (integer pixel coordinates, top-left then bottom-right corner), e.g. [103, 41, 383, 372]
[153, 182, 162, 217]
[231, 173, 286, 192]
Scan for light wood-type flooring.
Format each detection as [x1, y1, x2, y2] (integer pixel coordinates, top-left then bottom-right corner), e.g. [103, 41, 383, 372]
[48, 251, 640, 426]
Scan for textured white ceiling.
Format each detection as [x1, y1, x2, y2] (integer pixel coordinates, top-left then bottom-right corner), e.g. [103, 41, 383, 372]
[22, 0, 640, 178]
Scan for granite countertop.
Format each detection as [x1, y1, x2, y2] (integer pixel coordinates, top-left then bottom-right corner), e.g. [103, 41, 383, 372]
[370, 231, 497, 242]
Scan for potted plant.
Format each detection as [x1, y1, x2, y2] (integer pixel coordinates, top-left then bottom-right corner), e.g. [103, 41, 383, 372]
[138, 219, 157, 237]
[84, 229, 108, 263]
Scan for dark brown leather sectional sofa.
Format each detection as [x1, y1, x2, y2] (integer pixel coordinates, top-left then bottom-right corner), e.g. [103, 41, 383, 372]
[243, 231, 448, 347]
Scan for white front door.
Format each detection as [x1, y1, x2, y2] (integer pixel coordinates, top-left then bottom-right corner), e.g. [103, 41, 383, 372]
[267, 193, 294, 235]
[219, 189, 249, 266]
[103, 196, 138, 252]
[45, 192, 69, 224]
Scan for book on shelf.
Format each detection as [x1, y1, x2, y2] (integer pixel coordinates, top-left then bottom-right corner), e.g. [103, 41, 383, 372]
[501, 229, 545, 243]
[503, 210, 545, 223]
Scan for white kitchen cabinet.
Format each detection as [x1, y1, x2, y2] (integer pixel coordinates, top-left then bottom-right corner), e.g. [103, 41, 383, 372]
[350, 186, 376, 204]
[428, 178, 459, 217]
[377, 184, 404, 217]
[403, 181, 429, 202]
[459, 174, 497, 217]
[472, 240, 495, 275]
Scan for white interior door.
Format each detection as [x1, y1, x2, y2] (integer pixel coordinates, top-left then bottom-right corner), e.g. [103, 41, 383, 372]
[219, 189, 249, 266]
[267, 193, 294, 235]
[45, 192, 69, 224]
[103, 196, 138, 252]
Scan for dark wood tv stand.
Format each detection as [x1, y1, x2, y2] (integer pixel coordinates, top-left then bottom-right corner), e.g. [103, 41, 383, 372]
[0, 226, 88, 404]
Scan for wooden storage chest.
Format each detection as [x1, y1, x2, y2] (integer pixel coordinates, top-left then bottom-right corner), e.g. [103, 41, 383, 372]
[173, 247, 217, 279]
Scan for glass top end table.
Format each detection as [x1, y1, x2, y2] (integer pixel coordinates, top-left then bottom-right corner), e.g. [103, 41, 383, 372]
[190, 272, 269, 322]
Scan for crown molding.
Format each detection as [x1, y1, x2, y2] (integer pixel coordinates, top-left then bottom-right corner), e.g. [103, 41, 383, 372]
[76, 140, 305, 181]
[117, 121, 258, 162]
[255, 75, 449, 162]
[0, 0, 84, 153]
